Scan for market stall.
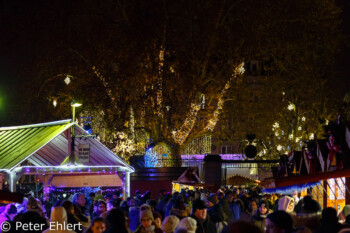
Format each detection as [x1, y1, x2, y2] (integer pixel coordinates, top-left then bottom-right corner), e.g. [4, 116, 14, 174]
[0, 120, 134, 198]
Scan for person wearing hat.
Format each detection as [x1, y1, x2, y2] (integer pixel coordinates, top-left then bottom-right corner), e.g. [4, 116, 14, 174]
[265, 211, 295, 233]
[162, 215, 180, 233]
[251, 200, 272, 232]
[190, 199, 216, 233]
[134, 209, 162, 233]
[177, 217, 197, 233]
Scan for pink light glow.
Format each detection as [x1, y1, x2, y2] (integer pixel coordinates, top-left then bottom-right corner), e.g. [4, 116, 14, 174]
[181, 154, 243, 160]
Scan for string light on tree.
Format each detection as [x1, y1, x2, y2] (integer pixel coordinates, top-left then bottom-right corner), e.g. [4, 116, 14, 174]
[64, 76, 71, 85]
[287, 103, 295, 111]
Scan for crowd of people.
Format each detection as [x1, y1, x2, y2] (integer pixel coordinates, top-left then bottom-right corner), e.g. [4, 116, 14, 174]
[1, 187, 350, 233]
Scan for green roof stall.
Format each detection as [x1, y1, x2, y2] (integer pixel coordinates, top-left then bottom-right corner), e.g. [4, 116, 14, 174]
[0, 119, 134, 198]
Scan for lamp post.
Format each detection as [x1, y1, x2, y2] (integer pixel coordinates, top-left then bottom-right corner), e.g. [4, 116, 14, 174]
[70, 101, 82, 165]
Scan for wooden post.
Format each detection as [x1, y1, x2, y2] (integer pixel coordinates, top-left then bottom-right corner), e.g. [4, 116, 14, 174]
[0, 173, 4, 190]
[345, 177, 350, 205]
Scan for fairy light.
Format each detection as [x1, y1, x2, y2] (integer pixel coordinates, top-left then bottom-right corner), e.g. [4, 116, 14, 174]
[53, 98, 57, 107]
[172, 103, 201, 144]
[205, 62, 245, 132]
[302, 116, 306, 122]
[92, 66, 118, 110]
[298, 126, 302, 131]
[309, 133, 315, 140]
[273, 122, 280, 128]
[289, 134, 294, 140]
[277, 145, 282, 151]
[287, 103, 295, 111]
[64, 76, 71, 85]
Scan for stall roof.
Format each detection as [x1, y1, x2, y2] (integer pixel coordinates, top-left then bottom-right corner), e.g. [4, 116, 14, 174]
[0, 120, 134, 172]
[263, 169, 350, 189]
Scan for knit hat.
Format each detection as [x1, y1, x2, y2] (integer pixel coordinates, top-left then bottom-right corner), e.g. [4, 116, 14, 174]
[140, 209, 154, 222]
[177, 217, 197, 233]
[162, 215, 180, 233]
[207, 194, 217, 205]
[267, 211, 295, 232]
[278, 196, 294, 213]
[192, 199, 207, 213]
[258, 200, 269, 210]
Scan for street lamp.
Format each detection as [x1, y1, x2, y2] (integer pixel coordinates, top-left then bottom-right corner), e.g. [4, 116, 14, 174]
[70, 100, 82, 165]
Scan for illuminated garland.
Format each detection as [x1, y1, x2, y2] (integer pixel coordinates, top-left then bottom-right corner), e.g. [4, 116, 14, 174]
[205, 62, 245, 131]
[157, 48, 164, 118]
[181, 135, 212, 155]
[172, 103, 202, 144]
[172, 62, 245, 144]
[92, 66, 118, 110]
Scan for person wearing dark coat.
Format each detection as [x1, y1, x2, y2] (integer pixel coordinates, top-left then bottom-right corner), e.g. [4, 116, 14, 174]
[313, 207, 346, 233]
[191, 199, 216, 233]
[251, 200, 272, 232]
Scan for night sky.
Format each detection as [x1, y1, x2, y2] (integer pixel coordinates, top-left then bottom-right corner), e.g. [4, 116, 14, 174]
[0, 0, 349, 126]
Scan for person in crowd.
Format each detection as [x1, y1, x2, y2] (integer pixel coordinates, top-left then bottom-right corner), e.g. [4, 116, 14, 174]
[251, 200, 272, 231]
[339, 205, 350, 223]
[92, 200, 107, 219]
[313, 207, 345, 233]
[14, 211, 48, 233]
[135, 190, 143, 207]
[27, 196, 46, 218]
[157, 193, 172, 218]
[162, 215, 180, 233]
[43, 196, 52, 218]
[278, 196, 295, 213]
[177, 217, 197, 233]
[0, 204, 17, 225]
[217, 191, 231, 222]
[294, 196, 321, 214]
[61, 200, 82, 233]
[223, 220, 263, 233]
[190, 199, 216, 233]
[43, 207, 76, 233]
[73, 203, 90, 229]
[292, 191, 300, 205]
[129, 206, 141, 232]
[142, 191, 152, 205]
[73, 193, 89, 217]
[103, 208, 129, 233]
[206, 194, 227, 233]
[170, 196, 191, 219]
[107, 200, 119, 211]
[265, 211, 295, 233]
[247, 199, 259, 216]
[87, 193, 96, 217]
[85, 217, 105, 233]
[225, 191, 241, 221]
[134, 209, 162, 233]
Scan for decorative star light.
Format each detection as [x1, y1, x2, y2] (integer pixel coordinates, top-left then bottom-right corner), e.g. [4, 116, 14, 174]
[64, 76, 71, 85]
[287, 103, 295, 111]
